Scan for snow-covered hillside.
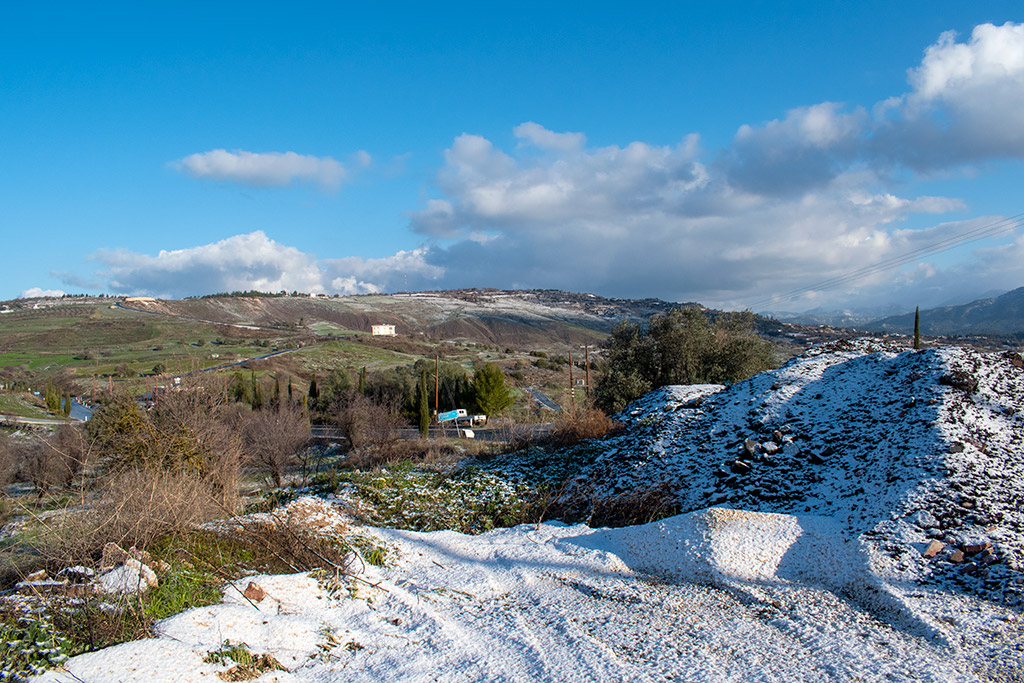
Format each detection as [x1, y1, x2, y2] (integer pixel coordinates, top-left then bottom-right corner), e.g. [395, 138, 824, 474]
[559, 339, 1024, 602]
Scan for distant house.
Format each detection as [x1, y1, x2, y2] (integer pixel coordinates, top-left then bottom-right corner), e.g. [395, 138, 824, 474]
[371, 324, 396, 336]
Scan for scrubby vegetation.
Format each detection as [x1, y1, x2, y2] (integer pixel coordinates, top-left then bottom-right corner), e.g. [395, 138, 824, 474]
[593, 308, 777, 413]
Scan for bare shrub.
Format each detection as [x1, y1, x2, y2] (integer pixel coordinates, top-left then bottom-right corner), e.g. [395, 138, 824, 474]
[39, 467, 224, 566]
[0, 433, 18, 489]
[548, 407, 623, 448]
[88, 382, 243, 511]
[16, 426, 88, 496]
[240, 404, 311, 487]
[552, 479, 679, 528]
[333, 391, 403, 453]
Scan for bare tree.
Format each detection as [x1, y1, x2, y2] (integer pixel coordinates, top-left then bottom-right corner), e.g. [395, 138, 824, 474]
[0, 432, 18, 490]
[241, 403, 311, 487]
[18, 425, 87, 496]
[333, 390, 402, 453]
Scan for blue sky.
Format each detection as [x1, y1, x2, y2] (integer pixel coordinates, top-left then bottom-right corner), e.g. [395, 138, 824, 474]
[3, 2, 1023, 313]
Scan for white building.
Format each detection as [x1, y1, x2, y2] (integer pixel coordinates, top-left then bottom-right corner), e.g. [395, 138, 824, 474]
[371, 324, 396, 336]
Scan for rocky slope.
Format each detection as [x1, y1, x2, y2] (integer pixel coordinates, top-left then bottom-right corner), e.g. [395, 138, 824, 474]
[552, 339, 1024, 605]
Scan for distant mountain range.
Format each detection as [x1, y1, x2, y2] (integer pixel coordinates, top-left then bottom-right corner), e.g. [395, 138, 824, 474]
[861, 287, 1024, 336]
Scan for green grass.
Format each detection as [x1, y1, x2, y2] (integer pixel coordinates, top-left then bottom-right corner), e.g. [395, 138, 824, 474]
[308, 322, 366, 336]
[294, 339, 419, 372]
[0, 304, 306, 389]
[0, 392, 53, 418]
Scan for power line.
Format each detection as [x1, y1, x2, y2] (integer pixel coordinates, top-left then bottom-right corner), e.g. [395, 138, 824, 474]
[750, 212, 1024, 312]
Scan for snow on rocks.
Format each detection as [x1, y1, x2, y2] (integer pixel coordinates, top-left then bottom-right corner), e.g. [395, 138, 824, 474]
[96, 558, 158, 595]
[555, 339, 1024, 602]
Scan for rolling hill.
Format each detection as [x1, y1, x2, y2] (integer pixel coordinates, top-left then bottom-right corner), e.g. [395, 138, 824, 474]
[863, 286, 1024, 336]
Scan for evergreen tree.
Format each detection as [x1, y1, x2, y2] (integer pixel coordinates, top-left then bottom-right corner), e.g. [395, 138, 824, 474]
[913, 306, 921, 350]
[62, 393, 72, 417]
[251, 371, 264, 410]
[418, 370, 430, 437]
[308, 373, 319, 409]
[594, 308, 775, 413]
[472, 363, 514, 416]
[359, 366, 367, 394]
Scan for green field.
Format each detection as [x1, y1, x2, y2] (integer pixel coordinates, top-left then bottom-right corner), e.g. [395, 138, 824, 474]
[0, 392, 54, 419]
[0, 299, 578, 412]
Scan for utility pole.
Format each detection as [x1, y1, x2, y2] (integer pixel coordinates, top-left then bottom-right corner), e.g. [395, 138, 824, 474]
[434, 354, 439, 422]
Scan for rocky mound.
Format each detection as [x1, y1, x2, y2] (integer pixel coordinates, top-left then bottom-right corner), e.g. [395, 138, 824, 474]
[560, 339, 1024, 604]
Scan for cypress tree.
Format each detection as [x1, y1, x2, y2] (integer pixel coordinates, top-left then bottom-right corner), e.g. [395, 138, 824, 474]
[63, 393, 72, 417]
[308, 373, 319, 410]
[913, 306, 921, 350]
[251, 371, 264, 410]
[418, 370, 430, 438]
[359, 366, 366, 394]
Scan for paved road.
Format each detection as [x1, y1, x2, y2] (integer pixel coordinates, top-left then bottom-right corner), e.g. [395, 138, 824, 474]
[524, 386, 562, 411]
[185, 349, 295, 376]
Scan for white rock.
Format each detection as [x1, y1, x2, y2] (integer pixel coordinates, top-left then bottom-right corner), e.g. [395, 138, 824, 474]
[909, 510, 939, 529]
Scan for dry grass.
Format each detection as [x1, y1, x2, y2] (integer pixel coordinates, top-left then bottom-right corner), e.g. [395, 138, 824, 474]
[549, 479, 681, 528]
[33, 467, 226, 567]
[548, 407, 623, 448]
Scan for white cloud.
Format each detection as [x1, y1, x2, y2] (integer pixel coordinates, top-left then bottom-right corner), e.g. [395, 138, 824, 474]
[399, 26, 1024, 312]
[406, 115, 1006, 311]
[412, 125, 706, 236]
[83, 232, 442, 299]
[873, 22, 1024, 168]
[92, 232, 325, 297]
[69, 23, 1024, 314]
[172, 149, 348, 189]
[20, 287, 66, 299]
[513, 121, 586, 152]
[322, 248, 444, 293]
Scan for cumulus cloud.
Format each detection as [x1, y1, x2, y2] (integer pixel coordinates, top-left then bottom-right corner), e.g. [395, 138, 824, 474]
[398, 24, 1024, 312]
[405, 119, 983, 311]
[412, 128, 706, 236]
[322, 248, 444, 294]
[723, 103, 868, 196]
[513, 121, 586, 152]
[172, 149, 350, 189]
[82, 232, 442, 299]
[20, 287, 66, 299]
[873, 22, 1024, 169]
[91, 232, 325, 297]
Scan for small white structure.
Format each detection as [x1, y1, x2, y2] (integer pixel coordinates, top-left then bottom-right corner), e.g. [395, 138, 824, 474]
[371, 324, 396, 336]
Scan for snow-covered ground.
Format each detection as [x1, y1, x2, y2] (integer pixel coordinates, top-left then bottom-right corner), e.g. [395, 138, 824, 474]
[33, 340, 1024, 681]
[35, 498, 1021, 682]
